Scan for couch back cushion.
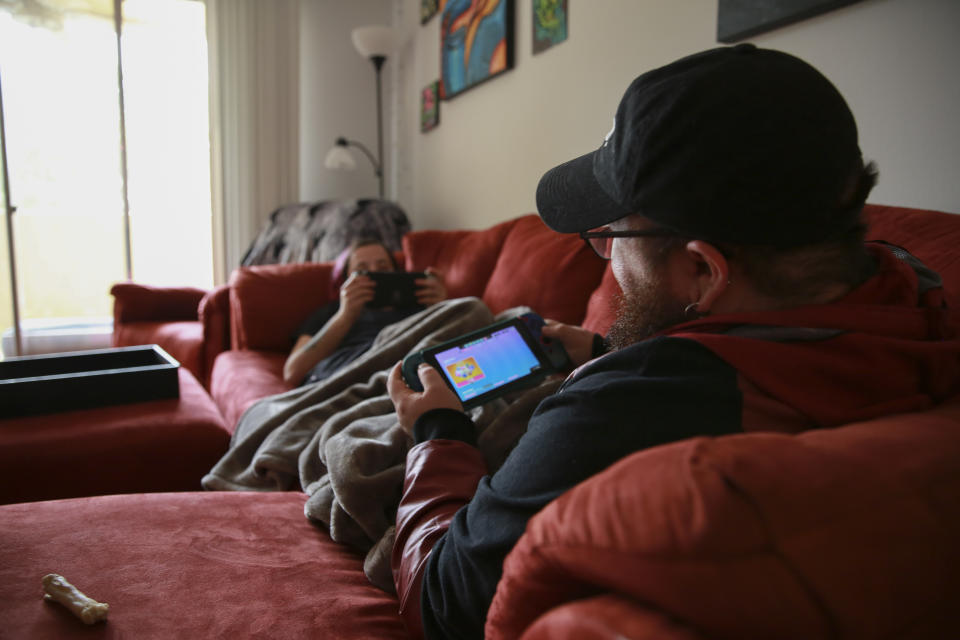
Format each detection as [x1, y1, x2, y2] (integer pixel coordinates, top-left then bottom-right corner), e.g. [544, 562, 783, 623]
[403, 217, 519, 299]
[865, 204, 960, 307]
[481, 215, 608, 324]
[487, 397, 960, 640]
[230, 262, 335, 351]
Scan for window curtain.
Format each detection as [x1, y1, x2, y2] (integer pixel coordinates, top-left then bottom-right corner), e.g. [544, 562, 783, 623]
[205, 0, 299, 283]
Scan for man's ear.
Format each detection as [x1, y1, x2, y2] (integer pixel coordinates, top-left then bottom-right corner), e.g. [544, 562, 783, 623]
[683, 240, 730, 313]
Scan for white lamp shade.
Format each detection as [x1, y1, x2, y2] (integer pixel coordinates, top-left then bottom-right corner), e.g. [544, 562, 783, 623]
[324, 144, 356, 171]
[351, 25, 395, 59]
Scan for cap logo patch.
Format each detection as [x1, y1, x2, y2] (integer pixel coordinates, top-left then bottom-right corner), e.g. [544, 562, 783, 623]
[602, 118, 616, 147]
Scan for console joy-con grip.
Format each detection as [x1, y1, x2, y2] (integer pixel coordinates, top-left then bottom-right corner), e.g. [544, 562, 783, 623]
[519, 312, 571, 370]
[401, 352, 427, 391]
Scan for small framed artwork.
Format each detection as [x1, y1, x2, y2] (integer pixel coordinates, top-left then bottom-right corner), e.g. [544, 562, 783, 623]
[421, 0, 441, 25]
[717, 0, 865, 43]
[440, 0, 514, 99]
[533, 0, 568, 54]
[421, 81, 440, 133]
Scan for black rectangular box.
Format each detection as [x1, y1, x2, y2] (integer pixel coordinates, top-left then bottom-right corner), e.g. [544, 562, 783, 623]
[1, 345, 180, 418]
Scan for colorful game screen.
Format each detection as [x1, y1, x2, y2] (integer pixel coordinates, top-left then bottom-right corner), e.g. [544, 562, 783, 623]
[432, 325, 543, 403]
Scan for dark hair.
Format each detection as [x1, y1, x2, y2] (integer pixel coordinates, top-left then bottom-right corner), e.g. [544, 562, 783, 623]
[347, 236, 399, 272]
[647, 162, 879, 305]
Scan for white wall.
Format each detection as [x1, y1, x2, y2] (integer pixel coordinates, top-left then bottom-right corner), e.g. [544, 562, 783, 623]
[299, 0, 393, 202]
[389, 0, 960, 231]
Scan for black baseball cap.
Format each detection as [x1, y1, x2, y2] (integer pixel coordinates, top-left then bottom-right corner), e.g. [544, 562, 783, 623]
[536, 44, 866, 247]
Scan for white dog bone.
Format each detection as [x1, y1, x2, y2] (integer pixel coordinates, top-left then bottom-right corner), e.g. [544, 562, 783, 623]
[41, 573, 109, 624]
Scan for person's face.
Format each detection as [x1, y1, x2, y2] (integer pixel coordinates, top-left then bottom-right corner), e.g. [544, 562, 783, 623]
[606, 216, 691, 350]
[348, 244, 395, 273]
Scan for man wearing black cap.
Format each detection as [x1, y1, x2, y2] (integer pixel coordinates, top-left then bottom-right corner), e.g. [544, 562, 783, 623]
[386, 45, 960, 639]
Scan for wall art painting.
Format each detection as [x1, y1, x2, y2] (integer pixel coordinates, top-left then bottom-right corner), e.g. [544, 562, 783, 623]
[533, 0, 567, 54]
[440, 0, 514, 99]
[421, 0, 441, 25]
[718, 0, 865, 43]
[421, 81, 440, 132]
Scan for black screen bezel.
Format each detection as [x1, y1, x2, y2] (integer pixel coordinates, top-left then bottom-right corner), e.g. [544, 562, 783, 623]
[362, 271, 427, 308]
[419, 317, 555, 408]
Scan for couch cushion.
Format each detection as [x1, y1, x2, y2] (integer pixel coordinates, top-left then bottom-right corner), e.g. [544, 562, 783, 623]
[519, 595, 708, 640]
[0, 368, 229, 504]
[230, 262, 336, 351]
[0, 491, 408, 639]
[113, 320, 205, 384]
[865, 204, 960, 307]
[403, 217, 519, 299]
[210, 349, 289, 432]
[482, 215, 608, 324]
[487, 397, 960, 639]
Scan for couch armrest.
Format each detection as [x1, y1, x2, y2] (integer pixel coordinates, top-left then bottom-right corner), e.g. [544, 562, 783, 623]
[110, 282, 207, 323]
[198, 284, 231, 385]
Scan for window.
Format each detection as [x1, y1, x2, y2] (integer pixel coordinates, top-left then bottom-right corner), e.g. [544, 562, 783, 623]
[0, 0, 212, 355]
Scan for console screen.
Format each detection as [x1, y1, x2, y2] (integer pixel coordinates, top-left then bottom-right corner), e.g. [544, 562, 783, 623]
[432, 325, 543, 403]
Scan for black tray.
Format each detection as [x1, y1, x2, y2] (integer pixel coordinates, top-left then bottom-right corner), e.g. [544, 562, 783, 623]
[1, 345, 180, 418]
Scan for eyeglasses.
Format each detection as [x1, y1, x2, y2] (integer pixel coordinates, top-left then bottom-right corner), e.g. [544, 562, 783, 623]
[579, 226, 683, 260]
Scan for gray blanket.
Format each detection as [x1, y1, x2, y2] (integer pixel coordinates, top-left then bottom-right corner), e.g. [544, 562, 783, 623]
[201, 298, 562, 591]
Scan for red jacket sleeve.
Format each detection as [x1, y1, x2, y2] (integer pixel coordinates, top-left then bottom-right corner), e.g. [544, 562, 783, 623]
[392, 439, 488, 639]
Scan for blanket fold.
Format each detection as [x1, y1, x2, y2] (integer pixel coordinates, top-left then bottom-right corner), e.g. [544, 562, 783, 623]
[202, 298, 560, 591]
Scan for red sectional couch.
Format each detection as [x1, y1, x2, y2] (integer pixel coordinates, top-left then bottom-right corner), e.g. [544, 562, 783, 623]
[4, 204, 955, 638]
[115, 205, 959, 433]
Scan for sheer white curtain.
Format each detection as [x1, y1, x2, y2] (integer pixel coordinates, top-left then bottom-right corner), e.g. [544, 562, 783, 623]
[205, 0, 300, 283]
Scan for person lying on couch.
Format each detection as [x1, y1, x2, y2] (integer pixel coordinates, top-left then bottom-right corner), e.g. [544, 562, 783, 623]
[386, 44, 960, 639]
[283, 237, 447, 386]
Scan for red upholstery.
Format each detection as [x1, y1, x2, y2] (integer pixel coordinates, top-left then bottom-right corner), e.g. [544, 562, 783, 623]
[487, 398, 960, 639]
[229, 262, 336, 351]
[519, 595, 708, 640]
[110, 283, 231, 388]
[0, 492, 408, 639]
[865, 204, 960, 307]
[210, 349, 290, 432]
[0, 368, 229, 504]
[111, 283, 207, 383]
[199, 284, 232, 381]
[10, 204, 960, 638]
[403, 217, 519, 299]
[110, 282, 206, 322]
[112, 319, 204, 382]
[482, 215, 608, 324]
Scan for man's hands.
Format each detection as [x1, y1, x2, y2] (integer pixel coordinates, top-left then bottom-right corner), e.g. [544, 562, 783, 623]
[541, 320, 598, 368]
[388, 361, 463, 434]
[415, 268, 447, 306]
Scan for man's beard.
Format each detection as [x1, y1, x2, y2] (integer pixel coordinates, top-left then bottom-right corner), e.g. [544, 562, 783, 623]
[606, 274, 692, 351]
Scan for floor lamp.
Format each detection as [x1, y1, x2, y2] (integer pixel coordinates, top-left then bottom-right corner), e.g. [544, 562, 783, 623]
[0, 67, 23, 357]
[324, 25, 395, 199]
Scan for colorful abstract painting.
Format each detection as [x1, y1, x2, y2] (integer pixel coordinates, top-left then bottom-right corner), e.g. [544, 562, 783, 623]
[533, 0, 567, 54]
[440, 0, 514, 99]
[421, 0, 440, 25]
[421, 81, 440, 132]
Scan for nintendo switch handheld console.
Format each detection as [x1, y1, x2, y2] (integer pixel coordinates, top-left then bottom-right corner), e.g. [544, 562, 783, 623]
[401, 312, 571, 409]
[358, 271, 428, 309]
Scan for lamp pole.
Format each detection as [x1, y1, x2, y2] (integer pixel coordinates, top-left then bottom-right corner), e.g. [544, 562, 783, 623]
[0, 67, 23, 357]
[371, 54, 386, 199]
